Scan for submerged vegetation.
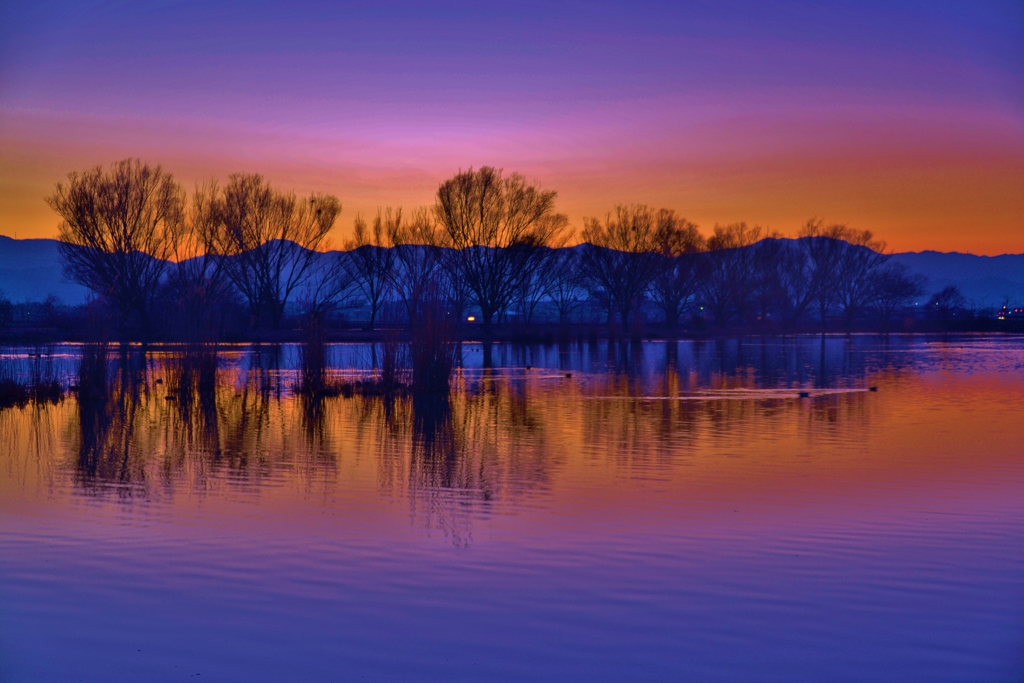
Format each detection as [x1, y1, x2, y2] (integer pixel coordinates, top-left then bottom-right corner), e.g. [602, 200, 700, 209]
[295, 298, 458, 400]
[409, 296, 458, 395]
[0, 346, 64, 410]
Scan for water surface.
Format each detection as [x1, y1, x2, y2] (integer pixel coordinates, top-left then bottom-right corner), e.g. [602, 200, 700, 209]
[1, 336, 1022, 681]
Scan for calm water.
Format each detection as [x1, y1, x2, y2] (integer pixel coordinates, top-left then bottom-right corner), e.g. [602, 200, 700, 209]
[1, 336, 1022, 682]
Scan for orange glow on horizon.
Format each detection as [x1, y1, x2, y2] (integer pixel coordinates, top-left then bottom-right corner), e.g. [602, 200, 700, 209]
[1, 110, 1021, 255]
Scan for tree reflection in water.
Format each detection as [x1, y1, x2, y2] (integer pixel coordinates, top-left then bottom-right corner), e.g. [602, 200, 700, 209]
[408, 395, 471, 544]
[370, 377, 553, 546]
[72, 344, 150, 495]
[0, 338, 914, 538]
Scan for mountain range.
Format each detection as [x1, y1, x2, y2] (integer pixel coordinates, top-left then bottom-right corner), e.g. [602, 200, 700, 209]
[1, 235, 1021, 309]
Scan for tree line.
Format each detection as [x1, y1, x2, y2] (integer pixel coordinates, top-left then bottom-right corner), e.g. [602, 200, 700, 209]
[47, 158, 935, 341]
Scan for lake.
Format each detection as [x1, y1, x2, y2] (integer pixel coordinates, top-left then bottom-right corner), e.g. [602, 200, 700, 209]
[1, 336, 1022, 681]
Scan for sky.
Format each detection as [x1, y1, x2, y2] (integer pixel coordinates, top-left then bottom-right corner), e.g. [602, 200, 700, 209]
[0, 0, 1021, 254]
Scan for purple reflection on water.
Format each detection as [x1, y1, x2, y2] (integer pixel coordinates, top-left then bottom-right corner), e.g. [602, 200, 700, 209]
[1, 336, 1022, 681]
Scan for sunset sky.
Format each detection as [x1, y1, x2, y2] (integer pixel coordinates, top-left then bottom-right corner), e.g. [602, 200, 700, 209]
[0, 1, 1021, 253]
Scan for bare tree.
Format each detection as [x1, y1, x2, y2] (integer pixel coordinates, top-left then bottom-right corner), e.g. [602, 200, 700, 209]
[833, 228, 888, 331]
[698, 222, 765, 326]
[345, 208, 399, 330]
[927, 284, 967, 327]
[167, 180, 233, 340]
[580, 205, 664, 327]
[798, 219, 855, 329]
[750, 237, 795, 326]
[546, 247, 586, 325]
[649, 210, 704, 329]
[871, 263, 925, 332]
[48, 159, 184, 338]
[434, 167, 568, 333]
[512, 252, 548, 325]
[389, 208, 446, 328]
[513, 226, 573, 325]
[216, 173, 340, 329]
[297, 250, 353, 331]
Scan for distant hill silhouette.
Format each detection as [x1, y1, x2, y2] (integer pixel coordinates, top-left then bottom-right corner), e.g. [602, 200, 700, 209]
[0, 235, 1021, 308]
[0, 236, 92, 305]
[889, 251, 1024, 308]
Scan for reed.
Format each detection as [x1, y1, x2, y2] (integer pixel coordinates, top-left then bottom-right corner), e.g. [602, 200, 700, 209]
[333, 321, 417, 399]
[296, 323, 352, 398]
[409, 297, 458, 395]
[0, 362, 29, 408]
[298, 323, 329, 395]
[379, 330, 408, 394]
[0, 347, 64, 409]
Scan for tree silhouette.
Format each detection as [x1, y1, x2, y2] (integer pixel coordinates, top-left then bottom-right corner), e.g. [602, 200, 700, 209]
[649, 210, 704, 329]
[871, 263, 925, 332]
[580, 205, 664, 327]
[434, 167, 568, 333]
[751, 237, 798, 326]
[833, 228, 888, 331]
[389, 208, 446, 329]
[513, 227, 572, 325]
[544, 247, 585, 325]
[345, 208, 399, 330]
[928, 285, 967, 327]
[167, 180, 233, 341]
[699, 222, 765, 325]
[45, 159, 945, 338]
[48, 159, 184, 338]
[798, 219, 867, 329]
[216, 173, 340, 329]
[297, 250, 352, 332]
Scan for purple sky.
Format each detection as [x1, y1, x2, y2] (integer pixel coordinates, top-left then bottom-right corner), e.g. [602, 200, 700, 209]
[1, 1, 1021, 252]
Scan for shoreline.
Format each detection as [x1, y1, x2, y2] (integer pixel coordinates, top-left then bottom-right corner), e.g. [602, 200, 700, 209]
[1, 324, 1022, 347]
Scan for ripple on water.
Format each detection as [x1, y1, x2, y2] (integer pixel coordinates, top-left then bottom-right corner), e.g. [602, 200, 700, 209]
[0, 336, 1022, 682]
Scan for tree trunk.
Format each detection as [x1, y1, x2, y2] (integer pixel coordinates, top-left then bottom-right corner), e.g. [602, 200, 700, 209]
[665, 304, 680, 331]
[269, 302, 284, 331]
[365, 302, 378, 332]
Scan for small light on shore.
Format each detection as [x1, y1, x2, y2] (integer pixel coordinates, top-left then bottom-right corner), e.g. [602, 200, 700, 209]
[467, 315, 476, 322]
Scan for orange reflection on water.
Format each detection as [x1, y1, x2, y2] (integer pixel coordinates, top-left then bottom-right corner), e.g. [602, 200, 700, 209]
[1, 341, 1020, 541]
